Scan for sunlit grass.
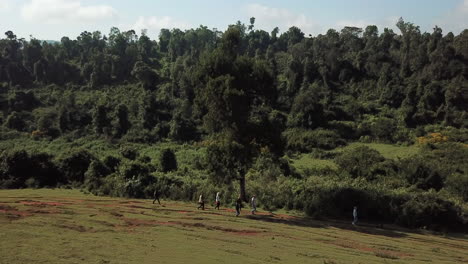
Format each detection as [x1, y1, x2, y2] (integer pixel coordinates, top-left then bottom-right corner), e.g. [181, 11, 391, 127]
[1, 189, 467, 264]
[289, 142, 420, 174]
[341, 142, 420, 160]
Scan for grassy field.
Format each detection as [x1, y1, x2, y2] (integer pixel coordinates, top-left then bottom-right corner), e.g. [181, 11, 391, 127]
[1, 189, 467, 264]
[290, 143, 420, 174]
[340, 143, 421, 160]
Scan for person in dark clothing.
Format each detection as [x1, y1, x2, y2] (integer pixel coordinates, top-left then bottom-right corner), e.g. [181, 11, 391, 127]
[153, 189, 161, 205]
[235, 196, 242, 216]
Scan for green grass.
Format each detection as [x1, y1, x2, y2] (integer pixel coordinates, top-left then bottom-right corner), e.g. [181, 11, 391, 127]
[290, 155, 338, 173]
[340, 143, 420, 160]
[290, 142, 420, 173]
[1, 189, 467, 264]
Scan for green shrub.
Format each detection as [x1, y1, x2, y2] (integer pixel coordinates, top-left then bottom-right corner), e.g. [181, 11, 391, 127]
[102, 155, 121, 173]
[57, 149, 96, 183]
[0, 150, 61, 188]
[445, 173, 468, 202]
[398, 156, 444, 191]
[84, 160, 111, 194]
[159, 148, 178, 172]
[283, 128, 346, 152]
[334, 146, 385, 180]
[119, 145, 139, 160]
[397, 192, 462, 230]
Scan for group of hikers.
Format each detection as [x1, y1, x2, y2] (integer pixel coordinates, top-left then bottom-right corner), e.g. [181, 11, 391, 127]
[196, 192, 257, 216]
[153, 190, 358, 224]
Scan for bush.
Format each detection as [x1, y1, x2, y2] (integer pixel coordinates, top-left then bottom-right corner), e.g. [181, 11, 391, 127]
[397, 192, 462, 231]
[118, 160, 155, 198]
[4, 112, 29, 131]
[334, 146, 385, 180]
[57, 149, 96, 183]
[160, 148, 177, 172]
[119, 146, 139, 160]
[283, 128, 346, 152]
[103, 155, 121, 173]
[29, 152, 62, 187]
[0, 150, 61, 188]
[0, 150, 33, 188]
[445, 173, 468, 202]
[84, 160, 111, 194]
[398, 156, 444, 191]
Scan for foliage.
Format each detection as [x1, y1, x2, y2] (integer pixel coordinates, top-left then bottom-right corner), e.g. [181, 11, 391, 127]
[159, 148, 178, 172]
[0, 20, 467, 231]
[334, 146, 385, 179]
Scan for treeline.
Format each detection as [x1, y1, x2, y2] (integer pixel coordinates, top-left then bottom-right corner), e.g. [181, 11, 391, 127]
[1, 18, 467, 140]
[0, 18, 467, 231]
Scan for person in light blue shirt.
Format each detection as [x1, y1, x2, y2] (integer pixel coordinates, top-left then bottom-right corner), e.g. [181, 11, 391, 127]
[352, 206, 358, 225]
[250, 195, 257, 215]
[215, 192, 221, 210]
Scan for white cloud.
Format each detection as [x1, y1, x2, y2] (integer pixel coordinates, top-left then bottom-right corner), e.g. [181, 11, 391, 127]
[246, 3, 321, 35]
[132, 16, 191, 36]
[21, 0, 117, 24]
[436, 0, 468, 34]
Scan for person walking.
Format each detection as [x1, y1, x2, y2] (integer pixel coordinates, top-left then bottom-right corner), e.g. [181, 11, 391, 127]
[352, 206, 358, 225]
[235, 195, 242, 216]
[250, 195, 257, 215]
[197, 194, 205, 210]
[215, 192, 221, 210]
[152, 189, 161, 205]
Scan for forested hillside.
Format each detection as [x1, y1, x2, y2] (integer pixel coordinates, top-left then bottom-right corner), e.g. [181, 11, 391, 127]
[1, 18, 467, 231]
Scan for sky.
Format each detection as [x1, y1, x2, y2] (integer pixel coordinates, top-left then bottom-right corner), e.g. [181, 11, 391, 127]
[0, 0, 467, 40]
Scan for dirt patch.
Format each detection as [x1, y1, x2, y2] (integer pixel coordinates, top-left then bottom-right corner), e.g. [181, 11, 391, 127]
[201, 211, 224, 216]
[120, 201, 144, 204]
[26, 208, 61, 214]
[101, 204, 121, 208]
[0, 204, 32, 219]
[126, 205, 148, 209]
[273, 213, 297, 220]
[109, 211, 124, 217]
[90, 219, 117, 228]
[55, 223, 89, 232]
[0, 205, 16, 211]
[178, 210, 190, 214]
[122, 218, 178, 227]
[119, 217, 262, 236]
[19, 200, 66, 207]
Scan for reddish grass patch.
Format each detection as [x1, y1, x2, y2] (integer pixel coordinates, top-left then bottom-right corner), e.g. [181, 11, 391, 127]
[119, 217, 262, 236]
[0, 205, 32, 219]
[26, 208, 61, 214]
[126, 205, 148, 209]
[19, 200, 66, 206]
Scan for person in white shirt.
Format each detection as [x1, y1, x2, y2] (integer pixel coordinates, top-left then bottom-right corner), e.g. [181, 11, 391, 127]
[215, 192, 221, 210]
[197, 194, 204, 210]
[251, 195, 257, 215]
[352, 206, 358, 225]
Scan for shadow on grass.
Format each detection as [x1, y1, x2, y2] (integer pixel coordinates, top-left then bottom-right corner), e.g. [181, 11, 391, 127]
[245, 214, 408, 238]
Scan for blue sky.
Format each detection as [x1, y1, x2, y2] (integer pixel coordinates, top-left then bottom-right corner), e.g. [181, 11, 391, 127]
[0, 0, 467, 40]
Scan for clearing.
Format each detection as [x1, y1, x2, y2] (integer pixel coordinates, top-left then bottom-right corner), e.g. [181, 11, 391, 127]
[0, 189, 467, 264]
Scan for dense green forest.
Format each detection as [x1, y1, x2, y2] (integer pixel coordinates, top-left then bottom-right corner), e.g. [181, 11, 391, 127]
[1, 18, 467, 231]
